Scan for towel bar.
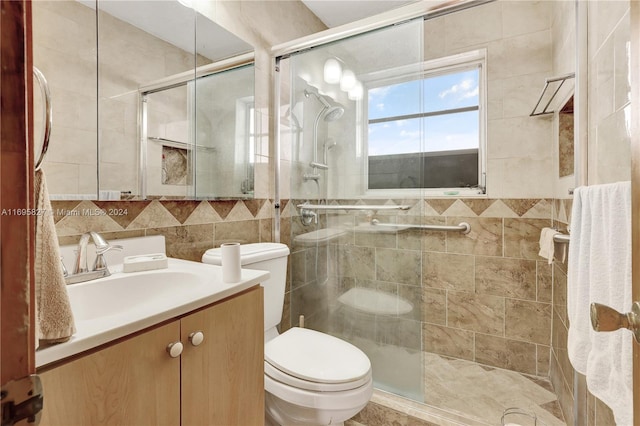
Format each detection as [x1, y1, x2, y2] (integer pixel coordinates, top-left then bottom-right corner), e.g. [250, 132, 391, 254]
[553, 233, 570, 244]
[33, 67, 52, 171]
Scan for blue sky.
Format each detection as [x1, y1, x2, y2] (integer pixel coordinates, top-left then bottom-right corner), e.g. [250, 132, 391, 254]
[368, 69, 479, 156]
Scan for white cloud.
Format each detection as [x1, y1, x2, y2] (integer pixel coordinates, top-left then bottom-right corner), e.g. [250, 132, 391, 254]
[400, 130, 420, 138]
[439, 78, 477, 100]
[376, 103, 385, 111]
[369, 86, 391, 99]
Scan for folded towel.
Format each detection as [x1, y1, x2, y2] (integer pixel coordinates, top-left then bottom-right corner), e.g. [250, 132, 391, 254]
[567, 182, 632, 425]
[34, 170, 75, 346]
[538, 227, 559, 264]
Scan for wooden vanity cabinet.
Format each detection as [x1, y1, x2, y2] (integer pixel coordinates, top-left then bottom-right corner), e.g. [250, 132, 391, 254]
[39, 286, 264, 426]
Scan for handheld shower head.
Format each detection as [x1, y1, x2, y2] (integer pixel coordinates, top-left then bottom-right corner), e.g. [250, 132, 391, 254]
[323, 105, 344, 122]
[304, 89, 344, 122]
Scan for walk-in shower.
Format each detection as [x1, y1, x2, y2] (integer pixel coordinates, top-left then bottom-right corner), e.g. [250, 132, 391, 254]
[274, 1, 570, 424]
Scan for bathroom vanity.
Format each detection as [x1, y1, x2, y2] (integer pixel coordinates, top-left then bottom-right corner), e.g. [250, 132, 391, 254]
[38, 286, 264, 426]
[35, 236, 267, 426]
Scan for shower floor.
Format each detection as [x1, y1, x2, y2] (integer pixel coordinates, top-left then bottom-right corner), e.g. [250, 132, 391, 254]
[348, 351, 566, 426]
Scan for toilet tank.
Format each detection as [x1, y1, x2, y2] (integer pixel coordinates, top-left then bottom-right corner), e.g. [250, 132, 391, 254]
[202, 243, 290, 332]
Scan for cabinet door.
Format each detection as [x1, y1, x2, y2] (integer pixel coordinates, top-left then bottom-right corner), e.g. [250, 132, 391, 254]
[39, 321, 181, 426]
[181, 286, 264, 426]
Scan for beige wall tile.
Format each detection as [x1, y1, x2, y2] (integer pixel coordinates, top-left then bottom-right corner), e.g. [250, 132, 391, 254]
[537, 261, 553, 303]
[423, 252, 474, 292]
[376, 248, 421, 286]
[376, 318, 421, 350]
[446, 217, 503, 256]
[475, 334, 537, 375]
[214, 219, 260, 245]
[421, 288, 446, 326]
[447, 291, 504, 335]
[355, 230, 397, 249]
[423, 323, 474, 361]
[476, 256, 537, 300]
[146, 223, 213, 262]
[553, 263, 568, 326]
[504, 218, 551, 260]
[335, 245, 376, 281]
[505, 299, 551, 344]
[537, 344, 550, 376]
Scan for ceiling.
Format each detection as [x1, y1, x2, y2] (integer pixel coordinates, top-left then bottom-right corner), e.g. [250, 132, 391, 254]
[301, 0, 419, 28]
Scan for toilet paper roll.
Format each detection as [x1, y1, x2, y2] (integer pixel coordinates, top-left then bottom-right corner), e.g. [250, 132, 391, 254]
[221, 242, 241, 283]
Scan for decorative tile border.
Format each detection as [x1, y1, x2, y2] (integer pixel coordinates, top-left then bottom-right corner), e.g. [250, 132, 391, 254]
[52, 199, 273, 237]
[51, 197, 554, 239]
[282, 198, 552, 220]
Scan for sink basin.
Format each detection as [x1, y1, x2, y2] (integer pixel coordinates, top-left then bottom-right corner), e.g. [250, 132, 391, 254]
[69, 269, 207, 321]
[36, 257, 269, 368]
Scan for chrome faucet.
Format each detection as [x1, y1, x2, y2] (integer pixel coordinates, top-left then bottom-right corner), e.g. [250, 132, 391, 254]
[67, 232, 123, 284]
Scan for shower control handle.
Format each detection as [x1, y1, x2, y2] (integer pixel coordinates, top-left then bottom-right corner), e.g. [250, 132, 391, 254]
[590, 302, 640, 343]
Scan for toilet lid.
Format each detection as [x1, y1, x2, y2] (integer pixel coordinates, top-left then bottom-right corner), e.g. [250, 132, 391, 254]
[265, 328, 371, 384]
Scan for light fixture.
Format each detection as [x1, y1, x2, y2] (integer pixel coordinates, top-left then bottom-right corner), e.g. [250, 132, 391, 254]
[340, 69, 356, 91]
[323, 58, 342, 85]
[348, 81, 363, 101]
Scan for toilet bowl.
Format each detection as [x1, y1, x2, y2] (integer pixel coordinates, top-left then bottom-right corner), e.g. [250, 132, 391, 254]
[202, 243, 373, 426]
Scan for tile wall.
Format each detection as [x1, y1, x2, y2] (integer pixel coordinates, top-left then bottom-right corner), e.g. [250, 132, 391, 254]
[52, 199, 274, 262]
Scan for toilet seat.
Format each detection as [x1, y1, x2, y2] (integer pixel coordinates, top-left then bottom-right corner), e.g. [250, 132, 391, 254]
[265, 328, 371, 390]
[264, 361, 371, 392]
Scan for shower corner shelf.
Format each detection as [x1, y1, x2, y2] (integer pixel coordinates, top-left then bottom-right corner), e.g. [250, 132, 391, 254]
[530, 72, 575, 117]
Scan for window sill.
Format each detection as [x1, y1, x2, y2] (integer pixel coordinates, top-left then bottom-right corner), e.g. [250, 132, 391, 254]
[363, 188, 487, 198]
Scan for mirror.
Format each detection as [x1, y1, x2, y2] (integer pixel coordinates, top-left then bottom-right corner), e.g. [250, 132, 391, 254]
[141, 60, 255, 199]
[32, 0, 254, 200]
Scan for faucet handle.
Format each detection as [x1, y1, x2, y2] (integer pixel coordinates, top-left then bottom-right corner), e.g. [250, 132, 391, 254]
[93, 244, 123, 271]
[96, 244, 123, 255]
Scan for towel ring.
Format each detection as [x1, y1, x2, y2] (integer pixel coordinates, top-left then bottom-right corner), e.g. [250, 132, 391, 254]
[33, 66, 52, 171]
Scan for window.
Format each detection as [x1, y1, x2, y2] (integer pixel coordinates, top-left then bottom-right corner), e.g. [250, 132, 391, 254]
[366, 50, 485, 193]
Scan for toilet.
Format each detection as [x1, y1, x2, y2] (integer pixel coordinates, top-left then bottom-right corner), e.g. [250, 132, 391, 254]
[202, 243, 373, 426]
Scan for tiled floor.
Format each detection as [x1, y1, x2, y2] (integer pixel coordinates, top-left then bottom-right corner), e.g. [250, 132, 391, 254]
[348, 352, 566, 426]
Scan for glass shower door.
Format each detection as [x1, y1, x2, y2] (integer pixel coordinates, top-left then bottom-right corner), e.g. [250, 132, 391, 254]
[284, 18, 426, 402]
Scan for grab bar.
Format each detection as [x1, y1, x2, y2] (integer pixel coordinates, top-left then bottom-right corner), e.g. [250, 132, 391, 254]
[553, 233, 570, 244]
[370, 220, 471, 234]
[297, 203, 411, 211]
[33, 67, 52, 171]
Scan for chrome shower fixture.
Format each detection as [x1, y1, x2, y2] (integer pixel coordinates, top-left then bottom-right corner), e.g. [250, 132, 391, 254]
[304, 89, 345, 121]
[304, 89, 344, 174]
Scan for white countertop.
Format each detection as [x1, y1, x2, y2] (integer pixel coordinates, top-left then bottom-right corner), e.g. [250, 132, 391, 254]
[36, 258, 268, 368]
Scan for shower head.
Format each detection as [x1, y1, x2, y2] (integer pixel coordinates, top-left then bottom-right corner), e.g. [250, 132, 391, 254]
[323, 105, 344, 122]
[304, 89, 344, 122]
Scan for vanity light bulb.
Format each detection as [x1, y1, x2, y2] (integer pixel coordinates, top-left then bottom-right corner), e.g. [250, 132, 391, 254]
[340, 70, 356, 91]
[323, 59, 342, 85]
[348, 81, 363, 101]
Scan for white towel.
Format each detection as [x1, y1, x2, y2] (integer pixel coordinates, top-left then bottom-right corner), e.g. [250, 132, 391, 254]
[34, 170, 76, 346]
[567, 182, 632, 425]
[538, 227, 559, 264]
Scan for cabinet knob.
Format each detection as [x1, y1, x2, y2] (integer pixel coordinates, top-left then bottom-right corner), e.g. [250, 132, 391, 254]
[189, 331, 204, 346]
[166, 341, 183, 358]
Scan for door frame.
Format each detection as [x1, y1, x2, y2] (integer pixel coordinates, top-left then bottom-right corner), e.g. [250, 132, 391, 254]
[0, 0, 35, 385]
[630, 0, 640, 423]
